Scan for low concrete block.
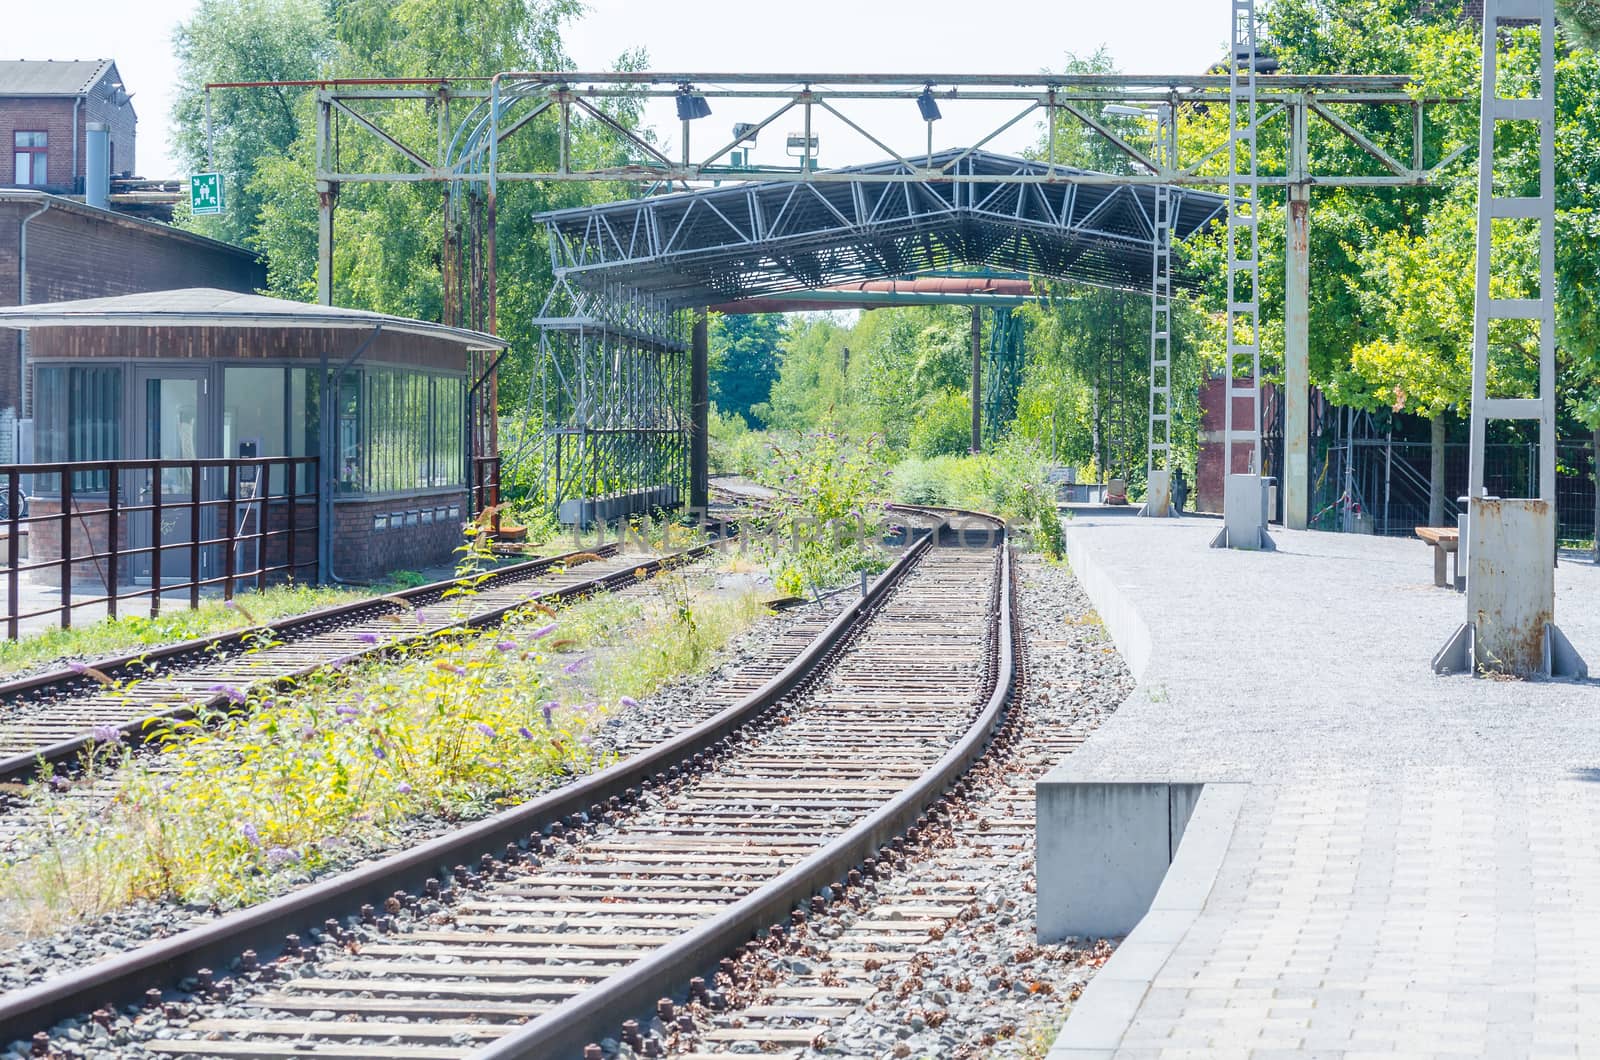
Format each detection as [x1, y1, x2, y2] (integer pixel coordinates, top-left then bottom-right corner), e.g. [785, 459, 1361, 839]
[1035, 778, 1203, 941]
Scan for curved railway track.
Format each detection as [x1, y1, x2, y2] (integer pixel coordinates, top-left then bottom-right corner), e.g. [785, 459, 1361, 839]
[0, 541, 709, 783]
[1, 506, 1013, 1060]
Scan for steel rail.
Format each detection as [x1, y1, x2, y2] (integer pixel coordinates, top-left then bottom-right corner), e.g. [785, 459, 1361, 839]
[0, 518, 945, 1046]
[476, 519, 1015, 1059]
[0, 541, 711, 782]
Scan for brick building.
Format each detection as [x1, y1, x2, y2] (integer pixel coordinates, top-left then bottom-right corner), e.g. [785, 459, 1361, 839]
[0, 191, 264, 454]
[0, 289, 505, 583]
[0, 60, 136, 194]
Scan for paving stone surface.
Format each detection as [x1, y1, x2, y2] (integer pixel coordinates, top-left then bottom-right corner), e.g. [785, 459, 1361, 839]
[1050, 516, 1600, 1059]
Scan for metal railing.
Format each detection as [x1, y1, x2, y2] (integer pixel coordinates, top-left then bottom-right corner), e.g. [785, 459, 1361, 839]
[471, 455, 501, 519]
[1, 457, 320, 639]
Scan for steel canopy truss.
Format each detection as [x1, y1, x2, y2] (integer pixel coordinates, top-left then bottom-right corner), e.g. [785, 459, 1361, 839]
[539, 150, 1227, 307]
[523, 276, 690, 518]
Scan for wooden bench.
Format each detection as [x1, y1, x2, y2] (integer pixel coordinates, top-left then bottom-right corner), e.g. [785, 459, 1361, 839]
[1415, 526, 1460, 589]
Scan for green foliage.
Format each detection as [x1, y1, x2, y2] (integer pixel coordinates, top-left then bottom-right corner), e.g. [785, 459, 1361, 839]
[758, 433, 890, 595]
[889, 438, 1063, 557]
[708, 407, 768, 476]
[3, 554, 766, 917]
[909, 389, 973, 458]
[710, 314, 783, 428]
[170, 0, 332, 245]
[0, 584, 364, 678]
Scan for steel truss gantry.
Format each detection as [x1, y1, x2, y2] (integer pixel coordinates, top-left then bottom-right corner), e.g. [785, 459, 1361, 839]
[1435, 0, 1587, 678]
[271, 66, 1468, 520]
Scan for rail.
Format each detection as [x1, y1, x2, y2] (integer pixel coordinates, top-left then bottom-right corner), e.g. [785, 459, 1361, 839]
[0, 507, 1003, 1054]
[0, 456, 320, 639]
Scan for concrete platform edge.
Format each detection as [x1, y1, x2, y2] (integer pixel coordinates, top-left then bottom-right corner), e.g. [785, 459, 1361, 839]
[1061, 520, 1152, 681]
[1045, 782, 1248, 1059]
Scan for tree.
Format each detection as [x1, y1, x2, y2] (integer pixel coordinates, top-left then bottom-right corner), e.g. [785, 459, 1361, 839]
[170, 0, 333, 246]
[709, 313, 782, 428]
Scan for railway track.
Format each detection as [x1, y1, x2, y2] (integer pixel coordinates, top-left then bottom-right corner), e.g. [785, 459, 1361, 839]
[669, 558, 1121, 1058]
[0, 541, 708, 783]
[0, 506, 1013, 1060]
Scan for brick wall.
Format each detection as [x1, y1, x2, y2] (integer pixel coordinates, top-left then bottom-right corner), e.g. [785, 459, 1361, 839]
[1196, 376, 1268, 515]
[332, 492, 468, 583]
[0, 67, 136, 192]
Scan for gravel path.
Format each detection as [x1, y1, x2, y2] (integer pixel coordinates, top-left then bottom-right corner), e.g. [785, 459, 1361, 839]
[0, 570, 842, 1012]
[669, 551, 1134, 1059]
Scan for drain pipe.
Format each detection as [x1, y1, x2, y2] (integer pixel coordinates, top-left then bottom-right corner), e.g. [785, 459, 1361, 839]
[16, 197, 52, 418]
[70, 98, 81, 194]
[317, 324, 382, 585]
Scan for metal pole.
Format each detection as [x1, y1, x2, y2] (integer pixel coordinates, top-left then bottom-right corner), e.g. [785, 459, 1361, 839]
[106, 465, 119, 619]
[970, 306, 982, 454]
[7, 468, 18, 640]
[690, 309, 709, 514]
[1284, 172, 1311, 530]
[316, 94, 337, 306]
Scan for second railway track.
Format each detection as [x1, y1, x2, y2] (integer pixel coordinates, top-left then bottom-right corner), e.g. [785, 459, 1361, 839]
[0, 540, 709, 782]
[1, 506, 1015, 1060]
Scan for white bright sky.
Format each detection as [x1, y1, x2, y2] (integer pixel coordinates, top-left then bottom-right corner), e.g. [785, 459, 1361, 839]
[8, 0, 1224, 179]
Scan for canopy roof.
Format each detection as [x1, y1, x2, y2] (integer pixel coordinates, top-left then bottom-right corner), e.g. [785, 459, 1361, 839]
[0, 288, 508, 349]
[538, 149, 1227, 307]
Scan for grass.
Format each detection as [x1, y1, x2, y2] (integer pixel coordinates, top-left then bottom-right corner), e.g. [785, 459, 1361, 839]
[1, 561, 772, 928]
[0, 582, 373, 678]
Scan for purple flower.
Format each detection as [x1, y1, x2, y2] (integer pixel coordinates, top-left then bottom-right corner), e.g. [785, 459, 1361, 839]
[209, 684, 248, 705]
[475, 722, 497, 738]
[357, 632, 380, 645]
[518, 726, 536, 740]
[336, 704, 360, 717]
[619, 696, 640, 708]
[372, 743, 388, 761]
[531, 623, 557, 639]
[562, 658, 589, 675]
[415, 611, 431, 624]
[298, 724, 316, 740]
[240, 822, 261, 847]
[91, 724, 121, 743]
[495, 640, 517, 652]
[265, 847, 299, 867]
[396, 782, 412, 795]
[68, 661, 89, 675]
[541, 703, 556, 726]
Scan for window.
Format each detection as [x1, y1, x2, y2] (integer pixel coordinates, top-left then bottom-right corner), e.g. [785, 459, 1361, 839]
[361, 368, 467, 494]
[13, 131, 47, 186]
[34, 365, 122, 491]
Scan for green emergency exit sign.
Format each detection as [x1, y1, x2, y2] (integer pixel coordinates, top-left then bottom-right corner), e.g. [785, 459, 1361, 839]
[190, 173, 225, 216]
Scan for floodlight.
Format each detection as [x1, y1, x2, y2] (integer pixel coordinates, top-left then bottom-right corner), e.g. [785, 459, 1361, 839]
[676, 88, 712, 121]
[733, 122, 759, 146]
[1103, 104, 1151, 118]
[917, 87, 942, 122]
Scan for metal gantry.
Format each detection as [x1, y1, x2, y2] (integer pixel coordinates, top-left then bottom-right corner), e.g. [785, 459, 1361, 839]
[263, 68, 1471, 522]
[1435, 0, 1586, 677]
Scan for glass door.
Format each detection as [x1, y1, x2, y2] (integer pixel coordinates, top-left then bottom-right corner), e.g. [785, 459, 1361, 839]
[130, 368, 215, 586]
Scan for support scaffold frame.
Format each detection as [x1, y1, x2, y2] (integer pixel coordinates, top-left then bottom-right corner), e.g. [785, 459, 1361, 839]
[1141, 104, 1176, 517]
[1434, 0, 1586, 678]
[1212, 0, 1277, 551]
[517, 275, 691, 526]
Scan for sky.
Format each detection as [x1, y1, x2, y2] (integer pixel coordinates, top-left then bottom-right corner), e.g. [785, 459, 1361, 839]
[7, 0, 1226, 179]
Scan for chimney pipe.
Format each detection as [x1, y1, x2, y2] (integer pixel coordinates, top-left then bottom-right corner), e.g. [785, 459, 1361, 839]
[85, 123, 110, 210]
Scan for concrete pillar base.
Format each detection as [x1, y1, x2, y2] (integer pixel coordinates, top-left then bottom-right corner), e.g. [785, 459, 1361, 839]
[1209, 474, 1276, 551]
[1137, 469, 1173, 518]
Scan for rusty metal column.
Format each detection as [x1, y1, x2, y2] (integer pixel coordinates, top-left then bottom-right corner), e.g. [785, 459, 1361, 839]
[315, 93, 336, 307]
[969, 307, 982, 454]
[690, 309, 709, 514]
[1284, 180, 1310, 530]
